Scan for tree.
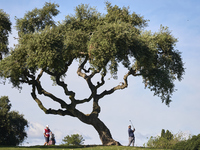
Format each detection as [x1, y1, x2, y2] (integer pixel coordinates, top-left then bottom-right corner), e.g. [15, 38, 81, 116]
[146, 129, 182, 149]
[173, 134, 200, 150]
[165, 130, 173, 141]
[145, 129, 191, 149]
[161, 129, 165, 138]
[0, 2, 185, 145]
[0, 9, 11, 60]
[0, 96, 28, 146]
[62, 134, 84, 146]
[161, 129, 173, 140]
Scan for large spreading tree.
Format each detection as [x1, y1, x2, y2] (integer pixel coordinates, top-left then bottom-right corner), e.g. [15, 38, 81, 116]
[0, 2, 184, 145]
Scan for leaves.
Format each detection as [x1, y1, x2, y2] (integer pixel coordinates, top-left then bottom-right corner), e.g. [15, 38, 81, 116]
[0, 2, 184, 105]
[15, 2, 59, 34]
[0, 96, 28, 146]
[88, 22, 139, 75]
[0, 9, 12, 56]
[62, 134, 84, 146]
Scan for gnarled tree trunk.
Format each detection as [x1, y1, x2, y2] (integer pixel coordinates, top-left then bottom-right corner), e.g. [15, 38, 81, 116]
[76, 112, 121, 145]
[91, 117, 121, 145]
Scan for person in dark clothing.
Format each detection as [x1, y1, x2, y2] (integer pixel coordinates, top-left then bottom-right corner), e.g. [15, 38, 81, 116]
[48, 133, 56, 145]
[128, 125, 135, 146]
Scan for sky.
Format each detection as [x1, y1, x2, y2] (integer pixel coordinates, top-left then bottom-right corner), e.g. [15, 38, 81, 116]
[0, 0, 200, 147]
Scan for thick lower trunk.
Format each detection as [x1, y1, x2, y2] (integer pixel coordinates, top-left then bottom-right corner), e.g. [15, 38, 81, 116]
[74, 109, 121, 145]
[91, 118, 121, 145]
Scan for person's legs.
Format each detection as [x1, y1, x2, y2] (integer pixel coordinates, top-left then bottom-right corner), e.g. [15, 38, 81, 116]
[44, 136, 49, 145]
[131, 137, 135, 146]
[128, 137, 134, 146]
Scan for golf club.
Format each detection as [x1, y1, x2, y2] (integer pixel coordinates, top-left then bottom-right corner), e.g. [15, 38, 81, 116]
[129, 120, 135, 129]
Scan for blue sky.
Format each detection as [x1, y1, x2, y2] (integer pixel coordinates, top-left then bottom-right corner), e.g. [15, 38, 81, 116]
[1, 0, 200, 146]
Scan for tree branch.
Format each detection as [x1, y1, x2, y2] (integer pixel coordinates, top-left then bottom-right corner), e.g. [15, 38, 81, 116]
[77, 57, 89, 79]
[98, 69, 137, 99]
[31, 83, 48, 113]
[31, 74, 74, 116]
[26, 69, 69, 109]
[31, 86, 74, 116]
[96, 71, 106, 89]
[55, 74, 76, 100]
[77, 57, 101, 93]
[46, 108, 74, 116]
[74, 94, 93, 104]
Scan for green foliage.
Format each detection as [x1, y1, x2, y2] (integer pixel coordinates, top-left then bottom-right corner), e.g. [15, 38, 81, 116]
[161, 129, 165, 138]
[0, 9, 12, 58]
[15, 2, 59, 34]
[161, 129, 173, 140]
[62, 134, 85, 146]
[0, 2, 185, 105]
[146, 129, 188, 149]
[105, 2, 148, 28]
[173, 134, 200, 150]
[0, 96, 28, 146]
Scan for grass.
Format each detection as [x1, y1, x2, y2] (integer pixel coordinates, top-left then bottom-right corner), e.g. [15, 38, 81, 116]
[0, 145, 171, 150]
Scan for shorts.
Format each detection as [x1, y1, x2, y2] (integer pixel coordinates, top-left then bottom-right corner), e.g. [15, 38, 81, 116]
[44, 136, 50, 143]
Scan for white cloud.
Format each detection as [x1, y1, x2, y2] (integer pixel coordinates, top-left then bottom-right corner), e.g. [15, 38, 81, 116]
[28, 122, 44, 138]
[25, 122, 45, 146]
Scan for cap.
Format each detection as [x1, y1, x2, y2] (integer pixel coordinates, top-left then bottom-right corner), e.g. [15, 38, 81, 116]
[46, 125, 49, 128]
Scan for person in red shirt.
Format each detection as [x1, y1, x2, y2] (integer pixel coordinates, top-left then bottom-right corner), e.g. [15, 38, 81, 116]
[44, 125, 52, 145]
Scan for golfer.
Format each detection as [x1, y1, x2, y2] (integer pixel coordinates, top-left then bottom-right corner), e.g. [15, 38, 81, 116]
[128, 125, 135, 146]
[44, 125, 52, 145]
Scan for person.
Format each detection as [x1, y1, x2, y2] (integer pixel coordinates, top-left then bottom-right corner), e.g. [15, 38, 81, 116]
[128, 125, 135, 146]
[44, 125, 52, 145]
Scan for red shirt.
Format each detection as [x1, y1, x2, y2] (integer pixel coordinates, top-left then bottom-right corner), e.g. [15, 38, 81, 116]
[44, 128, 51, 137]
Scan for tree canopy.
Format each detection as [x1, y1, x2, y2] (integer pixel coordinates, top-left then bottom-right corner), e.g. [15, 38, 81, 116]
[0, 2, 185, 145]
[0, 96, 28, 146]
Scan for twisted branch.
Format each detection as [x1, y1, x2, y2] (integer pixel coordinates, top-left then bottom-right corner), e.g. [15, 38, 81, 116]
[29, 69, 73, 116]
[98, 68, 137, 99]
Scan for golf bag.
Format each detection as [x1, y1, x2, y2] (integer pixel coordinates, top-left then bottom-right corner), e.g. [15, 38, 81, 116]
[48, 133, 56, 145]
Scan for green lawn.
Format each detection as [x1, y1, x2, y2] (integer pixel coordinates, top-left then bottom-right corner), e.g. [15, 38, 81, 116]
[0, 145, 171, 150]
